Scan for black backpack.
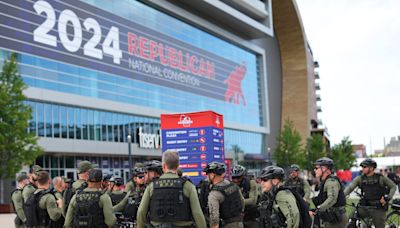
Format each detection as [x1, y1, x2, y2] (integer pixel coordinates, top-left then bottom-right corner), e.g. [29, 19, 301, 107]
[24, 189, 52, 228]
[276, 187, 312, 228]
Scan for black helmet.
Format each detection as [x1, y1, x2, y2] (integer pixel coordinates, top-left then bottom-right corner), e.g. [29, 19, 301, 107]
[203, 162, 226, 175]
[132, 167, 145, 177]
[360, 158, 377, 168]
[144, 160, 163, 175]
[259, 166, 285, 180]
[289, 164, 300, 172]
[314, 157, 334, 168]
[110, 177, 124, 186]
[102, 173, 113, 181]
[231, 165, 246, 177]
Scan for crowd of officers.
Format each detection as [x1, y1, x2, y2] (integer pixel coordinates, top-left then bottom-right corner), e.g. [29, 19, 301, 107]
[11, 151, 397, 228]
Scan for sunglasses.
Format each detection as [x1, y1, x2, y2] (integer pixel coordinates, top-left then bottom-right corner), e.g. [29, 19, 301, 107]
[314, 167, 321, 170]
[232, 176, 241, 179]
[137, 175, 145, 179]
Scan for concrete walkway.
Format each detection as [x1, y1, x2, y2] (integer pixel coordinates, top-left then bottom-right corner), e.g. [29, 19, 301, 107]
[0, 213, 15, 228]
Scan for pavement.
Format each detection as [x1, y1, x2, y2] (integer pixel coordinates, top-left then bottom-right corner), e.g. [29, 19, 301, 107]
[0, 213, 15, 228]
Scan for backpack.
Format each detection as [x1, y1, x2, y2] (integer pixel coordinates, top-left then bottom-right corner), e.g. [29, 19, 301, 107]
[24, 189, 52, 228]
[277, 187, 312, 228]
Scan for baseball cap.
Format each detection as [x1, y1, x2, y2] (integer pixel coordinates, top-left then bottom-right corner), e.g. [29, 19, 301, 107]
[88, 169, 103, 182]
[16, 173, 29, 182]
[30, 165, 43, 175]
[62, 177, 72, 183]
[77, 160, 97, 174]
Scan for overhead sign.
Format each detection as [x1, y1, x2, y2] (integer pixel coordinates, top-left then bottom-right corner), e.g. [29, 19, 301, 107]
[0, 0, 247, 106]
[161, 111, 225, 185]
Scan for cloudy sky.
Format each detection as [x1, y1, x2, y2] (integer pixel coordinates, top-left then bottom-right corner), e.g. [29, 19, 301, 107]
[296, 0, 400, 154]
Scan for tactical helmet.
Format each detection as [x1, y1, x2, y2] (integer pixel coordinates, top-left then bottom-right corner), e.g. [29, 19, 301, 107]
[231, 165, 246, 177]
[110, 177, 124, 186]
[360, 158, 377, 168]
[144, 160, 163, 175]
[314, 157, 334, 168]
[132, 167, 146, 177]
[259, 166, 285, 180]
[203, 162, 226, 175]
[289, 164, 300, 172]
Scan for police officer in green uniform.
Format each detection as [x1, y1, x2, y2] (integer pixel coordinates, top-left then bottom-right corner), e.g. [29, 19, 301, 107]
[205, 162, 244, 228]
[25, 171, 63, 228]
[284, 164, 311, 204]
[144, 160, 163, 184]
[137, 150, 207, 228]
[72, 160, 97, 191]
[11, 173, 30, 228]
[230, 165, 260, 228]
[344, 158, 396, 228]
[102, 173, 113, 192]
[64, 169, 116, 228]
[22, 165, 42, 203]
[125, 163, 144, 193]
[258, 166, 300, 228]
[109, 177, 126, 206]
[311, 157, 347, 228]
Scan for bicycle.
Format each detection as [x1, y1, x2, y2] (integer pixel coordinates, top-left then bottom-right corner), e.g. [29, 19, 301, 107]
[345, 202, 376, 228]
[386, 198, 400, 228]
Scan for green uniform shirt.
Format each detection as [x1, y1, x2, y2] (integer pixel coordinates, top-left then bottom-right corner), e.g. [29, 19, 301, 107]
[22, 183, 36, 203]
[113, 184, 145, 212]
[243, 179, 260, 206]
[284, 177, 311, 203]
[35, 188, 63, 224]
[11, 189, 26, 223]
[72, 179, 86, 191]
[64, 187, 116, 228]
[344, 174, 396, 199]
[125, 180, 135, 193]
[318, 177, 341, 211]
[208, 179, 245, 226]
[274, 189, 300, 228]
[137, 172, 207, 228]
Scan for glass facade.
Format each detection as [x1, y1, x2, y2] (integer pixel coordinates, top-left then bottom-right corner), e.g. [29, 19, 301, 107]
[25, 100, 263, 154]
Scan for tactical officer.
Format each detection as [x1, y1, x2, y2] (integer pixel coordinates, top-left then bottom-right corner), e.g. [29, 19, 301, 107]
[284, 164, 311, 203]
[11, 173, 30, 228]
[25, 171, 63, 228]
[53, 177, 66, 202]
[258, 166, 300, 228]
[22, 165, 42, 203]
[205, 162, 244, 228]
[311, 157, 347, 228]
[137, 150, 207, 228]
[109, 177, 126, 206]
[125, 163, 144, 193]
[72, 160, 97, 191]
[231, 165, 260, 228]
[144, 160, 163, 184]
[102, 173, 113, 192]
[64, 169, 116, 228]
[344, 158, 396, 228]
[113, 166, 146, 224]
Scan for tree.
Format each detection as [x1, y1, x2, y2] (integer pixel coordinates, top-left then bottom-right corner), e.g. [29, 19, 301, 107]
[305, 134, 327, 171]
[273, 119, 305, 169]
[330, 136, 356, 170]
[0, 53, 43, 202]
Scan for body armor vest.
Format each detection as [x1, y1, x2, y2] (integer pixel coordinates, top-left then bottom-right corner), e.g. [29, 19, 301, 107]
[24, 189, 52, 228]
[109, 192, 127, 206]
[212, 182, 243, 222]
[284, 178, 305, 197]
[317, 175, 346, 207]
[149, 178, 192, 222]
[73, 191, 107, 228]
[123, 186, 145, 220]
[360, 173, 387, 201]
[239, 178, 259, 220]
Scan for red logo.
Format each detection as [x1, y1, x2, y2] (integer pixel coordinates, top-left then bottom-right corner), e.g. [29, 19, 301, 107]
[224, 62, 247, 106]
[199, 129, 205, 135]
[200, 146, 206, 152]
[177, 115, 193, 127]
[199, 137, 206, 143]
[200, 154, 206, 160]
[201, 162, 207, 168]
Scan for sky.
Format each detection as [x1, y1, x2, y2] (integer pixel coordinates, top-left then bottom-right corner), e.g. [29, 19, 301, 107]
[295, 0, 400, 154]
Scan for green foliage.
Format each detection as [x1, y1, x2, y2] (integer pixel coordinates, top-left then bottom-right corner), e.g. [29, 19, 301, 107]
[330, 136, 356, 170]
[305, 134, 327, 171]
[0, 53, 43, 179]
[273, 119, 305, 169]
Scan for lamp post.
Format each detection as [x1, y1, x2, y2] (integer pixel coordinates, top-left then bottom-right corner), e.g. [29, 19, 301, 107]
[127, 134, 133, 178]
